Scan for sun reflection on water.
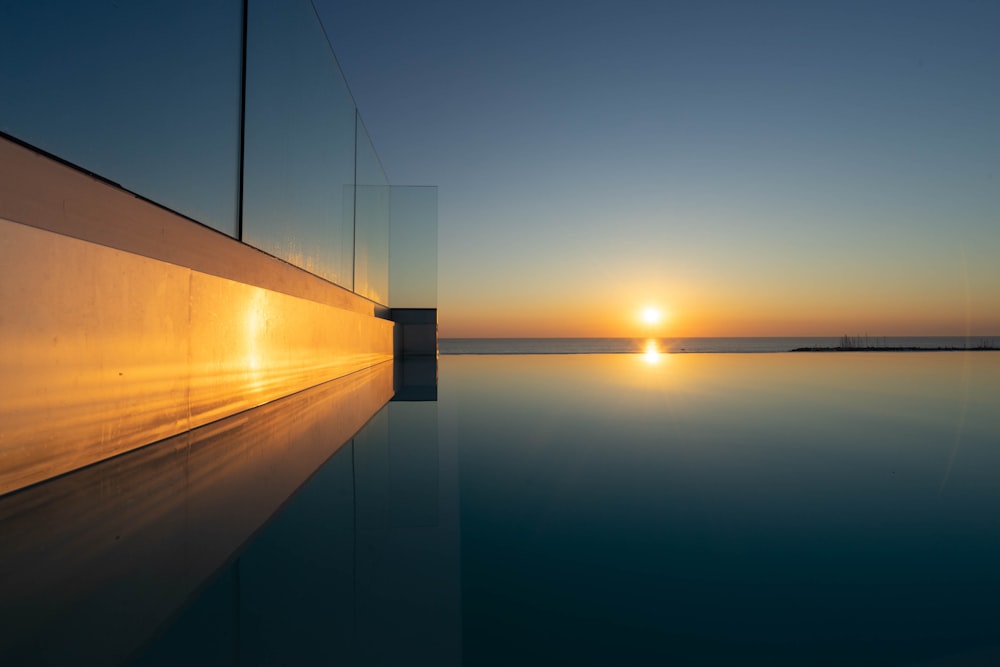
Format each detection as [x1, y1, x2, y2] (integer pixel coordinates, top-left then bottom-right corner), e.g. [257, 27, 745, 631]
[643, 338, 662, 364]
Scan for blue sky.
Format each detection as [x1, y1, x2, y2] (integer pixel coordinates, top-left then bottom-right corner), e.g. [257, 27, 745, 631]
[317, 0, 1000, 337]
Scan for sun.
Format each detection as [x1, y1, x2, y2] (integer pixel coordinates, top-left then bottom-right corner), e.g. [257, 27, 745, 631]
[641, 306, 663, 326]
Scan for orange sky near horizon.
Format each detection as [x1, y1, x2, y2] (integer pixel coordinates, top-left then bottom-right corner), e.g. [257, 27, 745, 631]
[441, 305, 1000, 340]
[439, 258, 1000, 338]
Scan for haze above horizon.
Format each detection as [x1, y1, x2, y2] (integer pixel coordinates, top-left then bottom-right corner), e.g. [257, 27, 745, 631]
[318, 0, 999, 338]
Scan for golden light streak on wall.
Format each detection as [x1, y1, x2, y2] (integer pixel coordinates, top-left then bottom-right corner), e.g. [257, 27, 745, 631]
[187, 269, 392, 427]
[0, 218, 393, 496]
[0, 362, 393, 665]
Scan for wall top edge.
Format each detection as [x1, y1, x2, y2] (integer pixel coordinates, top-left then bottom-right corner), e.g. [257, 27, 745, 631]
[0, 135, 377, 317]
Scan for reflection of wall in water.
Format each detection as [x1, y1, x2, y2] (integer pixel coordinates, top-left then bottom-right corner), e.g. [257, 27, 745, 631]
[0, 364, 393, 666]
[135, 398, 459, 666]
[354, 401, 459, 665]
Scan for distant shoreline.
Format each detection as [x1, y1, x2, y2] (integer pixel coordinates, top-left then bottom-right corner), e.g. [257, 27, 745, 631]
[790, 346, 998, 352]
[438, 337, 1000, 355]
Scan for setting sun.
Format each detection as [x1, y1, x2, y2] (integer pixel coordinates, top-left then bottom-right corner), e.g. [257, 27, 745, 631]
[641, 306, 663, 326]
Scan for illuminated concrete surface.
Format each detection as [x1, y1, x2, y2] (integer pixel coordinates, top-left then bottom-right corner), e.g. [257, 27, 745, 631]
[0, 219, 393, 495]
[0, 136, 395, 496]
[0, 362, 394, 666]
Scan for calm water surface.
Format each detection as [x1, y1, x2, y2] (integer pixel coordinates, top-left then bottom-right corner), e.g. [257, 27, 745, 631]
[16, 352, 1000, 665]
[439, 336, 995, 354]
[447, 353, 1000, 665]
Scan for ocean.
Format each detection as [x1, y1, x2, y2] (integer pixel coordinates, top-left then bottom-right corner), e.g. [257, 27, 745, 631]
[440, 336, 995, 354]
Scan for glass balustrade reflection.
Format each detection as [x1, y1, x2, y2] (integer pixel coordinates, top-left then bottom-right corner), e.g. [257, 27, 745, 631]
[1, 0, 437, 306]
[0, 1, 243, 236]
[242, 0, 356, 287]
[390, 186, 439, 308]
[354, 116, 390, 304]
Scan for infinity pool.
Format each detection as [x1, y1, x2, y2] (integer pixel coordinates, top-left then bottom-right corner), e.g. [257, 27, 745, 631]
[447, 353, 1000, 665]
[4, 353, 1000, 665]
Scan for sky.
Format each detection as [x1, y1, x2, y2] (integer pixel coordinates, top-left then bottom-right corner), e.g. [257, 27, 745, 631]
[316, 0, 1000, 338]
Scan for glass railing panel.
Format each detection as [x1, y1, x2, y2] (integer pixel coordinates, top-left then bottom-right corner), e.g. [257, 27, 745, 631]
[0, 2, 243, 236]
[242, 0, 356, 287]
[354, 116, 390, 304]
[390, 186, 438, 308]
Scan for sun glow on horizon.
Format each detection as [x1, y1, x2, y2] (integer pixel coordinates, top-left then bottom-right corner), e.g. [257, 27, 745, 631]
[641, 306, 664, 326]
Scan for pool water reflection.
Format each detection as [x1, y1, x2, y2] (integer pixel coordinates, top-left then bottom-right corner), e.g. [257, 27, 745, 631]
[451, 353, 1000, 665]
[4, 353, 1000, 665]
[168, 353, 1000, 665]
[134, 388, 459, 666]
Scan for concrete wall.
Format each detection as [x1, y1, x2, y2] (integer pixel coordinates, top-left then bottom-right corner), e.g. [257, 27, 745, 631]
[0, 136, 394, 496]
